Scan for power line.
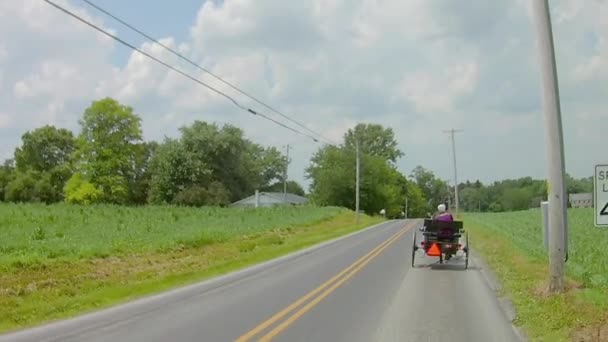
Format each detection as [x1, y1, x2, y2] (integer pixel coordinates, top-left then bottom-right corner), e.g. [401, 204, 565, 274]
[79, 0, 336, 146]
[44, 0, 322, 143]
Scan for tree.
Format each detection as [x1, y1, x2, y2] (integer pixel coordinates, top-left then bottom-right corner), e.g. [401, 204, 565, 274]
[178, 121, 285, 202]
[4, 171, 37, 202]
[0, 159, 14, 201]
[343, 123, 404, 163]
[64, 172, 103, 205]
[410, 166, 450, 212]
[501, 187, 534, 211]
[357, 155, 403, 215]
[72, 97, 145, 204]
[306, 134, 408, 216]
[149, 138, 212, 204]
[14, 125, 75, 173]
[148, 121, 285, 206]
[11, 125, 75, 202]
[405, 182, 427, 217]
[262, 180, 306, 196]
[459, 187, 482, 212]
[307, 145, 356, 209]
[172, 182, 231, 207]
[566, 173, 593, 194]
[129, 141, 158, 204]
[255, 146, 287, 189]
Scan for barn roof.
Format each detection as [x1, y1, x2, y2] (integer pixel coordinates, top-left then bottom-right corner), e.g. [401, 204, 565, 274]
[230, 192, 308, 207]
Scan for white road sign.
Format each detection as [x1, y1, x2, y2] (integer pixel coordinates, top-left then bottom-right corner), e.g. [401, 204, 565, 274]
[595, 164, 608, 227]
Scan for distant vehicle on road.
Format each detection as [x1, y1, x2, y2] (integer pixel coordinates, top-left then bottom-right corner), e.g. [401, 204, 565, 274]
[412, 218, 469, 268]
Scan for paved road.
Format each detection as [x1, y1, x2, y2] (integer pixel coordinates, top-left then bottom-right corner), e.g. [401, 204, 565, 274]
[1, 220, 522, 342]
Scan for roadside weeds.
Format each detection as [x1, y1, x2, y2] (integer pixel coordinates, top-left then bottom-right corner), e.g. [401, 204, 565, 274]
[466, 222, 608, 342]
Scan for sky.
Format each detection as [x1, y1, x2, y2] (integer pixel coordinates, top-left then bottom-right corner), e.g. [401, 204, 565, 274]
[0, 0, 606, 192]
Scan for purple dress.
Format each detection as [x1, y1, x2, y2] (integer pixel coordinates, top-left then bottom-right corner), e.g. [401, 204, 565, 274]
[435, 213, 454, 222]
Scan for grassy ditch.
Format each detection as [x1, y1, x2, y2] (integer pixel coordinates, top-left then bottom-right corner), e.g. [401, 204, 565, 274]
[464, 209, 608, 341]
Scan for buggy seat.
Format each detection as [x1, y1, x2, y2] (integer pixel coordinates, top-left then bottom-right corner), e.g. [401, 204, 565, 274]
[422, 219, 463, 242]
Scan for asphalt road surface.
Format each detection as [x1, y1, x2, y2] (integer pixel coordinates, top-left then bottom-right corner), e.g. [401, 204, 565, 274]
[1, 220, 522, 342]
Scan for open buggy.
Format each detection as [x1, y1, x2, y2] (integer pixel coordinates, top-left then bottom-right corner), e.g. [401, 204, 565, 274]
[411, 219, 469, 269]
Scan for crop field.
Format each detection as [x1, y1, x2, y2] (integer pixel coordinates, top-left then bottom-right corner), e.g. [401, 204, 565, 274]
[0, 203, 382, 332]
[466, 208, 608, 287]
[465, 208, 608, 341]
[0, 203, 351, 266]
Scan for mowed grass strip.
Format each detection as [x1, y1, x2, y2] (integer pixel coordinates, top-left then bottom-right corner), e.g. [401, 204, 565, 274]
[0, 203, 383, 333]
[464, 209, 608, 341]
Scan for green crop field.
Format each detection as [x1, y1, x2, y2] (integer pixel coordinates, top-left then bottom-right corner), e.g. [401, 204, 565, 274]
[0, 203, 382, 333]
[465, 208, 608, 341]
[0, 203, 353, 266]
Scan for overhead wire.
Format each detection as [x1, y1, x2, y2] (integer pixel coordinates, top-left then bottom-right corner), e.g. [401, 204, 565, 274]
[78, 0, 337, 146]
[44, 0, 324, 144]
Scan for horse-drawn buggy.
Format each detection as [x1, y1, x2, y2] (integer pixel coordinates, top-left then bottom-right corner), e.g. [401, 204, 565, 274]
[411, 219, 469, 269]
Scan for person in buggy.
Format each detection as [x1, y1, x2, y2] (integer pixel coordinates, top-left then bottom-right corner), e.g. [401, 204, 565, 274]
[433, 203, 453, 221]
[433, 203, 456, 260]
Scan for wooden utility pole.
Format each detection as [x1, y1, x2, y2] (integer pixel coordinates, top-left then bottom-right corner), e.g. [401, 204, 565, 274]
[532, 0, 568, 293]
[355, 139, 360, 224]
[443, 129, 463, 216]
[283, 144, 290, 203]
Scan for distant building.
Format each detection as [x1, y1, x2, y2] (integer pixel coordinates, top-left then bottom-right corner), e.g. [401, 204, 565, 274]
[569, 193, 593, 208]
[230, 190, 309, 208]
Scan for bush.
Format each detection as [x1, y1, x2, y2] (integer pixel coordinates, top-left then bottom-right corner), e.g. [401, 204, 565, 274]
[34, 174, 56, 204]
[173, 182, 231, 207]
[64, 173, 103, 205]
[5, 171, 37, 202]
[173, 185, 207, 207]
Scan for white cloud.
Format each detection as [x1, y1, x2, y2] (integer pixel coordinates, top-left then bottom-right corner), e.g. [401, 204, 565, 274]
[0, 0, 606, 189]
[0, 0, 116, 153]
[395, 62, 479, 114]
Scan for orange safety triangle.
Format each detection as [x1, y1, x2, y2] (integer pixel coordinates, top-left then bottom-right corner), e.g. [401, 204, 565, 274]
[427, 243, 441, 256]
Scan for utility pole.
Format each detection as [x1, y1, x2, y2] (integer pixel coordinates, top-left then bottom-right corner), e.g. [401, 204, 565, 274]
[283, 144, 290, 203]
[405, 197, 408, 219]
[443, 129, 463, 217]
[532, 0, 568, 293]
[355, 139, 360, 224]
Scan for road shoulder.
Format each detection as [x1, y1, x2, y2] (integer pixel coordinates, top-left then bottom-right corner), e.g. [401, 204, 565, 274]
[471, 250, 528, 341]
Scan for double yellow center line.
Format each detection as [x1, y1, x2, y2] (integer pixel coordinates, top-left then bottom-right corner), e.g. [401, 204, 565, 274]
[235, 221, 416, 341]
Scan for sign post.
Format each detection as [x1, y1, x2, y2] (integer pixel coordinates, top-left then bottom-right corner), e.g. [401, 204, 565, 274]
[541, 201, 549, 249]
[595, 165, 608, 227]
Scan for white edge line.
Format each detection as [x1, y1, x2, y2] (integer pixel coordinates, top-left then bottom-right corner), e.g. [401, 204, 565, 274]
[0, 219, 401, 341]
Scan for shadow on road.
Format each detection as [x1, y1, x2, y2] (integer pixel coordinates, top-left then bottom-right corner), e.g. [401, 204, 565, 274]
[428, 263, 479, 271]
[412, 256, 480, 271]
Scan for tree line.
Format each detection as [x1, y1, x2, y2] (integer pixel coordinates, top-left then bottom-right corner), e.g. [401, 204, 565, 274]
[0, 97, 592, 215]
[457, 174, 593, 212]
[0, 98, 300, 207]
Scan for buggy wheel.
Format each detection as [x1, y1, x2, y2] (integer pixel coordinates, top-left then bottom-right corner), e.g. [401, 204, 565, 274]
[464, 233, 469, 269]
[411, 231, 417, 268]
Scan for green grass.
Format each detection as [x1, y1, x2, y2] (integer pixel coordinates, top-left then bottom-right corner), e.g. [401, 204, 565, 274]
[0, 203, 383, 333]
[464, 208, 608, 341]
[0, 203, 352, 265]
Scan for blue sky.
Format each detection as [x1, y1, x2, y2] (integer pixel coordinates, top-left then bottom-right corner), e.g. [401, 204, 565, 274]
[1, 0, 607, 191]
[88, 0, 205, 64]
